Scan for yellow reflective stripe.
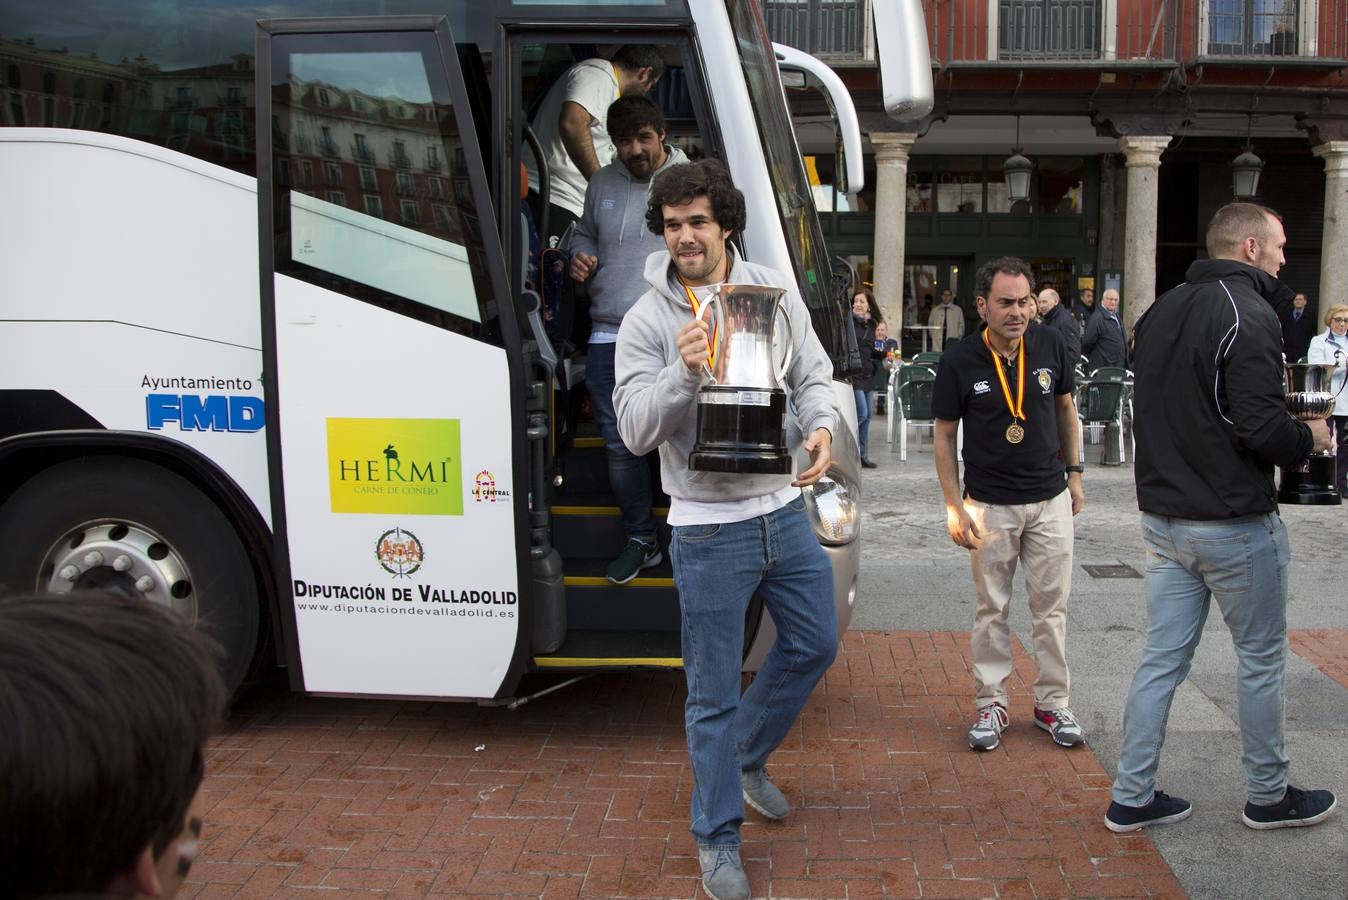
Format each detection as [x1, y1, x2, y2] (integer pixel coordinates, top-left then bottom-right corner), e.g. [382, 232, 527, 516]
[535, 656, 683, 668]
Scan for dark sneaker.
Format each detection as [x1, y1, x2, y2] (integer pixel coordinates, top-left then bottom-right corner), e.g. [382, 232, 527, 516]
[861, 457, 878, 469]
[1034, 706, 1086, 747]
[968, 703, 1009, 751]
[741, 767, 790, 820]
[698, 848, 749, 900]
[1105, 791, 1193, 833]
[1242, 786, 1337, 830]
[605, 539, 661, 585]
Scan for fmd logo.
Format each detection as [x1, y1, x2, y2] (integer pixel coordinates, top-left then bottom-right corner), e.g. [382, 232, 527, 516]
[146, 394, 264, 433]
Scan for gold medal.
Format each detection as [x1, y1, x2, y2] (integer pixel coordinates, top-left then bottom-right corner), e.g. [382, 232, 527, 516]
[1006, 422, 1025, 444]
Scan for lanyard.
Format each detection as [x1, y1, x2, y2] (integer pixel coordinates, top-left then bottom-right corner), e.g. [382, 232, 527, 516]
[983, 328, 1025, 423]
[680, 278, 719, 371]
[612, 63, 621, 98]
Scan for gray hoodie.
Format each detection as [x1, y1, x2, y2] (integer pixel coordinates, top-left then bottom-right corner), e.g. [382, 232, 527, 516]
[614, 248, 837, 504]
[569, 144, 689, 335]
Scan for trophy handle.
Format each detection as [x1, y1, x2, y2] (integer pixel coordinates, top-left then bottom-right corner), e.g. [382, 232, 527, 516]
[774, 297, 795, 387]
[695, 288, 719, 384]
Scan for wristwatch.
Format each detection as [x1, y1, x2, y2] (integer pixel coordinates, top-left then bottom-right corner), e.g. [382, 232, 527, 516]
[1065, 465, 1085, 474]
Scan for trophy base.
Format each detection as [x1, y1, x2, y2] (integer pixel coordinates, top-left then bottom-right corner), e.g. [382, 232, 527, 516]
[689, 387, 791, 475]
[1277, 454, 1342, 506]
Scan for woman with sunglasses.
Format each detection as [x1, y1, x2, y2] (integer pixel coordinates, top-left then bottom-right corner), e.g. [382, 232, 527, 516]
[1306, 303, 1348, 495]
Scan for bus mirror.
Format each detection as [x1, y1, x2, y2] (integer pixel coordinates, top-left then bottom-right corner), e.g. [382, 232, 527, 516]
[834, 132, 848, 194]
[780, 69, 807, 90]
[872, 0, 935, 123]
[772, 43, 863, 197]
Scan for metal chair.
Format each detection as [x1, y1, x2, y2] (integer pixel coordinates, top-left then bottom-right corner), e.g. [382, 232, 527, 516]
[892, 365, 938, 461]
[887, 363, 929, 445]
[910, 351, 943, 366]
[1077, 367, 1132, 463]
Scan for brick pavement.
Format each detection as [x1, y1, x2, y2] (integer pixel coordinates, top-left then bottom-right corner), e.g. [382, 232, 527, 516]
[185, 630, 1199, 899]
[1289, 628, 1348, 690]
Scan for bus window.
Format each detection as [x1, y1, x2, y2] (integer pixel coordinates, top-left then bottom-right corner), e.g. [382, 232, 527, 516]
[271, 31, 499, 338]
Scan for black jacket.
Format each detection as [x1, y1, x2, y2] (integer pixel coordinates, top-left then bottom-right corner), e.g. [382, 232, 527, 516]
[1041, 302, 1082, 365]
[1133, 259, 1312, 519]
[850, 316, 882, 389]
[1082, 306, 1128, 370]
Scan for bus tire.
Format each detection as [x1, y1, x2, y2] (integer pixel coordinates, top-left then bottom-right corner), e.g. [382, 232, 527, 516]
[0, 457, 263, 694]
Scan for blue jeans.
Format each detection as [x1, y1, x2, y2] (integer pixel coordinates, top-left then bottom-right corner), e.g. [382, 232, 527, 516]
[1113, 512, 1291, 807]
[853, 388, 871, 459]
[669, 496, 838, 849]
[586, 342, 656, 543]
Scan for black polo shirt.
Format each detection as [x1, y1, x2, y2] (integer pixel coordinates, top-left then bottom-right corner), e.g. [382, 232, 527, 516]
[933, 323, 1075, 505]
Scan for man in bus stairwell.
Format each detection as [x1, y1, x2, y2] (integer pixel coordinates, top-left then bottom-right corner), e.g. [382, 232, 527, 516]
[614, 159, 837, 900]
[525, 45, 664, 247]
[933, 256, 1087, 754]
[570, 95, 688, 584]
[0, 591, 227, 899]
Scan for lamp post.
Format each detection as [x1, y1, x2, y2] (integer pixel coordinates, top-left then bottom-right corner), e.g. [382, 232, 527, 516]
[1231, 143, 1264, 200]
[1003, 116, 1033, 203]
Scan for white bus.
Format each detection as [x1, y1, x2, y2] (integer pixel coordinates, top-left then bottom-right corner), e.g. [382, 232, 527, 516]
[0, 0, 931, 700]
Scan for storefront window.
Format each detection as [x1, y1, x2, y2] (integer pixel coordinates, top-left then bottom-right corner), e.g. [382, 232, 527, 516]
[986, 163, 1028, 214]
[906, 165, 932, 212]
[1039, 157, 1084, 214]
[935, 157, 983, 212]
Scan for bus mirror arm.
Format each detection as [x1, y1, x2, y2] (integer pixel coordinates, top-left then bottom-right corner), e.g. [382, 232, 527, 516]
[772, 43, 864, 196]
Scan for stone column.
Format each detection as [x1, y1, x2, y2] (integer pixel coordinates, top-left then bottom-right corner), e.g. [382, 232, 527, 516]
[1313, 142, 1348, 301]
[1119, 135, 1171, 332]
[870, 133, 918, 330]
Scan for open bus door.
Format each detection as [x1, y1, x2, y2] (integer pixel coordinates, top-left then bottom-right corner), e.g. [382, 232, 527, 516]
[255, 17, 531, 699]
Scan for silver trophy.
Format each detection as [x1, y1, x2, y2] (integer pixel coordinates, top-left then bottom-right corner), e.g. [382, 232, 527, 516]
[1277, 360, 1346, 505]
[689, 284, 796, 474]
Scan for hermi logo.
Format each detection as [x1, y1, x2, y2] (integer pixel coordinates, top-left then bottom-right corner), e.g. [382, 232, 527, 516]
[326, 418, 463, 515]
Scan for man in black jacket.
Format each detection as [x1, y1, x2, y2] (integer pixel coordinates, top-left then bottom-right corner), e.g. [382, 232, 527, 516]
[1278, 291, 1316, 362]
[1036, 288, 1081, 366]
[1082, 288, 1128, 371]
[1105, 203, 1336, 835]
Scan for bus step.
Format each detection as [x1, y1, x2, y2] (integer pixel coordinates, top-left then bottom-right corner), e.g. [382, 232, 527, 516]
[551, 506, 671, 561]
[534, 629, 683, 669]
[563, 560, 679, 632]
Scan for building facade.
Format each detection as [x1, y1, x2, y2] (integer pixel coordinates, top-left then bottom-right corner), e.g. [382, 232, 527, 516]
[768, 0, 1348, 345]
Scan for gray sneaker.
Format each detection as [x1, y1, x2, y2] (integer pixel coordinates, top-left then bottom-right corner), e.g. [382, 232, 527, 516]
[741, 767, 790, 819]
[605, 538, 662, 585]
[699, 848, 750, 900]
[968, 703, 1009, 751]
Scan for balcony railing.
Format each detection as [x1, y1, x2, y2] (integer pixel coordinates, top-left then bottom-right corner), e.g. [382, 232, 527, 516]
[761, 0, 873, 62]
[926, 0, 1176, 63]
[351, 142, 375, 164]
[1195, 0, 1346, 59]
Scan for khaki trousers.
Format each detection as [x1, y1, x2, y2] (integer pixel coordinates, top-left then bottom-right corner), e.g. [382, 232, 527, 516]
[966, 488, 1074, 710]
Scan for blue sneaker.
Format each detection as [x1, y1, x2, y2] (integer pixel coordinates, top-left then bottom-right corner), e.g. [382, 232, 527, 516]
[698, 848, 749, 900]
[741, 767, 790, 819]
[1105, 791, 1192, 833]
[1242, 786, 1337, 830]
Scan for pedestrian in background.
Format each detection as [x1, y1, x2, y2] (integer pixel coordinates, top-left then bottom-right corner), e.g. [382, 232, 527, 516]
[851, 289, 883, 468]
[1107, 202, 1336, 834]
[932, 256, 1086, 753]
[1, 592, 227, 899]
[1036, 287, 1082, 367]
[928, 287, 964, 350]
[1073, 287, 1095, 333]
[1279, 291, 1316, 363]
[1306, 302, 1348, 495]
[1082, 288, 1128, 370]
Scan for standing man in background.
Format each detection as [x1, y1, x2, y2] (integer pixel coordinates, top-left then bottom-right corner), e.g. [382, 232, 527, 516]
[1279, 291, 1316, 363]
[1073, 287, 1096, 333]
[570, 95, 687, 584]
[928, 287, 964, 350]
[1082, 288, 1128, 370]
[1107, 202, 1336, 834]
[1037, 287, 1081, 366]
[525, 45, 664, 246]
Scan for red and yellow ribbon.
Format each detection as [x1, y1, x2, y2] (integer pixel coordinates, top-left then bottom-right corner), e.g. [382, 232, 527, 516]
[680, 279, 719, 372]
[982, 328, 1025, 424]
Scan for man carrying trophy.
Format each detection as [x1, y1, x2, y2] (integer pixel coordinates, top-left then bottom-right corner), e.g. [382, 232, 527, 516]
[1107, 203, 1337, 835]
[613, 159, 836, 900]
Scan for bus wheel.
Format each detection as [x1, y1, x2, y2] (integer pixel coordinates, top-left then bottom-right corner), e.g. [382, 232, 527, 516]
[0, 457, 262, 693]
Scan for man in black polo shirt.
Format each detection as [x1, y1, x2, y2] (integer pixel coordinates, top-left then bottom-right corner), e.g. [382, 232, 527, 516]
[933, 256, 1086, 752]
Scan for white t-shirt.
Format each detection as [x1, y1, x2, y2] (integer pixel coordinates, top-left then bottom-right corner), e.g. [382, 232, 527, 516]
[525, 58, 619, 218]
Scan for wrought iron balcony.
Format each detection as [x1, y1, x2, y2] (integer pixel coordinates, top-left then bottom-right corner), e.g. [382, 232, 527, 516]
[927, 0, 1176, 64]
[760, 0, 874, 62]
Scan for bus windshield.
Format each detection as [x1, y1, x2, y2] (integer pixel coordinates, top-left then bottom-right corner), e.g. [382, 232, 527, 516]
[723, 1, 848, 366]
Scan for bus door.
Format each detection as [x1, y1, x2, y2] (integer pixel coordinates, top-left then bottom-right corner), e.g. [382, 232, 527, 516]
[255, 18, 531, 699]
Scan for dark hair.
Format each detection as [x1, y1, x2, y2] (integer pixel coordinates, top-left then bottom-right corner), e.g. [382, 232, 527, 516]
[611, 45, 666, 82]
[853, 287, 882, 323]
[1206, 202, 1282, 258]
[0, 592, 226, 897]
[976, 256, 1035, 300]
[607, 94, 665, 141]
[645, 159, 746, 236]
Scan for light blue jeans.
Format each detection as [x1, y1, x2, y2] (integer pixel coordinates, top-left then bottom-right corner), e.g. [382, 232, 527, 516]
[1112, 512, 1292, 807]
[669, 496, 837, 849]
[853, 388, 871, 459]
[586, 341, 656, 544]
